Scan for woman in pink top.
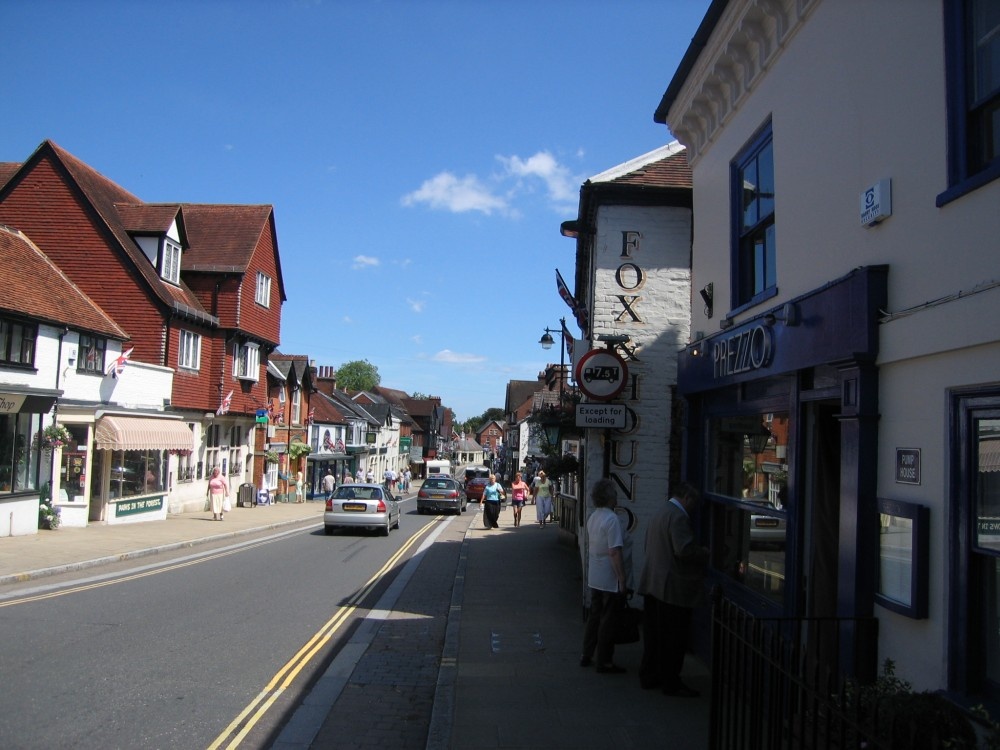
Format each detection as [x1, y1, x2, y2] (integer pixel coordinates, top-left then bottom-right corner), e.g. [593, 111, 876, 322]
[509, 471, 530, 528]
[207, 466, 230, 521]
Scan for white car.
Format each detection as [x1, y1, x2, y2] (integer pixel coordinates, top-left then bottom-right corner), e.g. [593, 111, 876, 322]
[748, 500, 787, 548]
[324, 483, 400, 536]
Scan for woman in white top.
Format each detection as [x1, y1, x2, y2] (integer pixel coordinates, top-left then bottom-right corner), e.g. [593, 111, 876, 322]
[532, 470, 554, 526]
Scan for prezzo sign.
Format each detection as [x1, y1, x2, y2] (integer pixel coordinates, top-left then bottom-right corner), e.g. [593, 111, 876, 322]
[713, 324, 773, 379]
[575, 348, 629, 401]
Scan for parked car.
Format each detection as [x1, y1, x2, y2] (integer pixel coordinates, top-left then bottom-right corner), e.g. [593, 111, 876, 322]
[466, 476, 489, 502]
[748, 500, 786, 548]
[324, 483, 400, 536]
[417, 476, 467, 515]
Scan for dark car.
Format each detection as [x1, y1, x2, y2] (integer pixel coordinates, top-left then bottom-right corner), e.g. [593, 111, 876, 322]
[417, 477, 467, 515]
[466, 476, 489, 502]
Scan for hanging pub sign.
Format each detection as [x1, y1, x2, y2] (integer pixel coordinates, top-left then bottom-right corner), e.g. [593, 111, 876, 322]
[575, 348, 629, 401]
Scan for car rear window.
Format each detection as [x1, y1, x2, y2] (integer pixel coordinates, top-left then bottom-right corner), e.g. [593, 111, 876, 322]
[334, 486, 382, 500]
[426, 480, 451, 489]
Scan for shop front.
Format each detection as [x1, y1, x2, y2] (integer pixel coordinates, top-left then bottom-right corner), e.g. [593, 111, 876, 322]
[677, 266, 887, 678]
[0, 387, 60, 536]
[92, 413, 193, 525]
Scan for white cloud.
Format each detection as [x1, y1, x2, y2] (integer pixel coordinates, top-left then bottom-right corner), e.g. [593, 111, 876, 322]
[343, 315, 353, 323]
[433, 349, 486, 364]
[497, 151, 578, 204]
[352, 255, 380, 270]
[411, 334, 422, 344]
[401, 172, 508, 215]
[406, 297, 425, 313]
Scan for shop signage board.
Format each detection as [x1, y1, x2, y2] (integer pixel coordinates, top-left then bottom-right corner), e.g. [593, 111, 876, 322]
[895, 448, 921, 485]
[576, 403, 626, 429]
[114, 495, 164, 517]
[575, 348, 629, 401]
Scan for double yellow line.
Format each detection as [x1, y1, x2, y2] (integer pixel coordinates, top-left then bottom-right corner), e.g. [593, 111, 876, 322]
[207, 517, 444, 750]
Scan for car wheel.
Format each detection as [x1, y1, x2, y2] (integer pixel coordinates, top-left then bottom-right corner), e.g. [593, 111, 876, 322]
[324, 525, 335, 536]
[393, 513, 400, 530]
[381, 519, 390, 536]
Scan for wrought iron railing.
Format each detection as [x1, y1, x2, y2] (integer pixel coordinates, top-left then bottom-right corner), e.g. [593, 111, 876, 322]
[710, 592, 884, 749]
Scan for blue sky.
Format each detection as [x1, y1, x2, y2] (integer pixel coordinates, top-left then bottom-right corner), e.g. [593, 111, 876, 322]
[3, 0, 706, 422]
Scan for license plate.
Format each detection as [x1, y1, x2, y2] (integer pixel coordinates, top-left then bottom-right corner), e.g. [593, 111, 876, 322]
[755, 518, 778, 527]
[342, 502, 366, 512]
[429, 493, 446, 499]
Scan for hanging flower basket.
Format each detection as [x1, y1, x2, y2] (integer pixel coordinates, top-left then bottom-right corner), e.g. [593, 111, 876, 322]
[40, 424, 72, 453]
[288, 442, 312, 460]
[264, 450, 279, 463]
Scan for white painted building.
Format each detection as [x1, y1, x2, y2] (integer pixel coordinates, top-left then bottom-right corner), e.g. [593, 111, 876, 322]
[562, 143, 693, 592]
[658, 0, 1000, 698]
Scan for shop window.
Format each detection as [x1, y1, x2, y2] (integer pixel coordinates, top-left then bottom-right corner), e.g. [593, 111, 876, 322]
[177, 451, 194, 483]
[205, 423, 221, 474]
[109, 449, 163, 499]
[77, 334, 106, 374]
[0, 412, 41, 493]
[730, 121, 777, 311]
[707, 411, 790, 605]
[228, 425, 243, 477]
[939, 0, 1000, 205]
[0, 317, 37, 367]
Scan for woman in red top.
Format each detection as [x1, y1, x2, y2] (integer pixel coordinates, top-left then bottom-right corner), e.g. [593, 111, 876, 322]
[509, 471, 530, 528]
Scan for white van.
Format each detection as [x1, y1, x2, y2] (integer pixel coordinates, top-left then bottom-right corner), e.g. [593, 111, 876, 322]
[425, 459, 452, 478]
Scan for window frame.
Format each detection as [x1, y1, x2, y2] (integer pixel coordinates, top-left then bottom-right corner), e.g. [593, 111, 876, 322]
[939, 0, 1000, 206]
[291, 386, 301, 425]
[729, 120, 778, 315]
[232, 341, 260, 381]
[255, 272, 271, 308]
[178, 329, 201, 371]
[77, 333, 106, 374]
[0, 317, 37, 368]
[161, 239, 181, 285]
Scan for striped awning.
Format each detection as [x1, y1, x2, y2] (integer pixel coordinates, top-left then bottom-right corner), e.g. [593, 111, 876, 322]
[981, 438, 1000, 473]
[95, 416, 192, 451]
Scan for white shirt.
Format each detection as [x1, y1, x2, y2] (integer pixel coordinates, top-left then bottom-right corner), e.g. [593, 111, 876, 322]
[587, 507, 624, 593]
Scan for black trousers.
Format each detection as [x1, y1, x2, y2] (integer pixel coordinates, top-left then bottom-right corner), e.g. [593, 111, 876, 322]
[582, 589, 625, 666]
[639, 594, 693, 690]
[483, 500, 500, 528]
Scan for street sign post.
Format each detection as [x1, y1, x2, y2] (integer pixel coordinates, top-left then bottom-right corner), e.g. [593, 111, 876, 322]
[575, 403, 626, 429]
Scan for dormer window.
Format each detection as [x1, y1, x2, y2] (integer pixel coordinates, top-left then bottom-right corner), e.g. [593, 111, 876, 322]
[161, 239, 181, 284]
[232, 341, 259, 381]
[291, 386, 301, 424]
[255, 272, 271, 307]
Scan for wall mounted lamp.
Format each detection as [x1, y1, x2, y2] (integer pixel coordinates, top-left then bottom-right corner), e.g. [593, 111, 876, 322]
[764, 302, 801, 327]
[699, 283, 714, 319]
[719, 318, 734, 330]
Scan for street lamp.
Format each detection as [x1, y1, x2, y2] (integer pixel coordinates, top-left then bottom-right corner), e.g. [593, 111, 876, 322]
[539, 317, 568, 397]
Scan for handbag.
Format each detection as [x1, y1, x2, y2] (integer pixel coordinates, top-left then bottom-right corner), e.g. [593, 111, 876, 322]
[614, 601, 643, 645]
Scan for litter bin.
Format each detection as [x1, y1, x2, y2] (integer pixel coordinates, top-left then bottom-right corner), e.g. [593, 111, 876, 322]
[237, 483, 256, 508]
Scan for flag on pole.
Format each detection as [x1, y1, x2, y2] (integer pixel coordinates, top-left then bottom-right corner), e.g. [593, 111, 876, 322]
[307, 407, 315, 425]
[107, 346, 134, 378]
[561, 318, 575, 359]
[556, 269, 577, 313]
[217, 390, 233, 415]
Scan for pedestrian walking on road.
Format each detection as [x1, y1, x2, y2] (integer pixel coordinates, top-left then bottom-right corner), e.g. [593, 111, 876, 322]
[581, 478, 627, 674]
[509, 471, 530, 528]
[531, 470, 554, 525]
[207, 466, 230, 521]
[322, 469, 336, 501]
[637, 481, 708, 697]
[481, 473, 505, 529]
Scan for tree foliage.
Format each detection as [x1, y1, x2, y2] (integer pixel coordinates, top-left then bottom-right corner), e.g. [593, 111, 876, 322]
[336, 359, 381, 392]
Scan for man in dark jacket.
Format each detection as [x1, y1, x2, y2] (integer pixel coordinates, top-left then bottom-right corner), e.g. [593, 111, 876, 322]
[637, 482, 709, 697]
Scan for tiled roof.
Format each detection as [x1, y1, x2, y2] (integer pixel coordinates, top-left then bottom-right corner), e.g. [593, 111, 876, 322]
[0, 163, 20, 190]
[312, 391, 348, 424]
[116, 203, 182, 234]
[588, 142, 691, 189]
[42, 141, 216, 326]
[0, 224, 128, 339]
[178, 203, 274, 272]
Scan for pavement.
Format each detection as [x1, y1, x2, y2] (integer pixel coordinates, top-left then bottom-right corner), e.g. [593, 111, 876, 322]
[0, 489, 711, 749]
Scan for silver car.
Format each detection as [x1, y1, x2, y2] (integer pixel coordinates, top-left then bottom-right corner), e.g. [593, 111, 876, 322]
[324, 483, 400, 536]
